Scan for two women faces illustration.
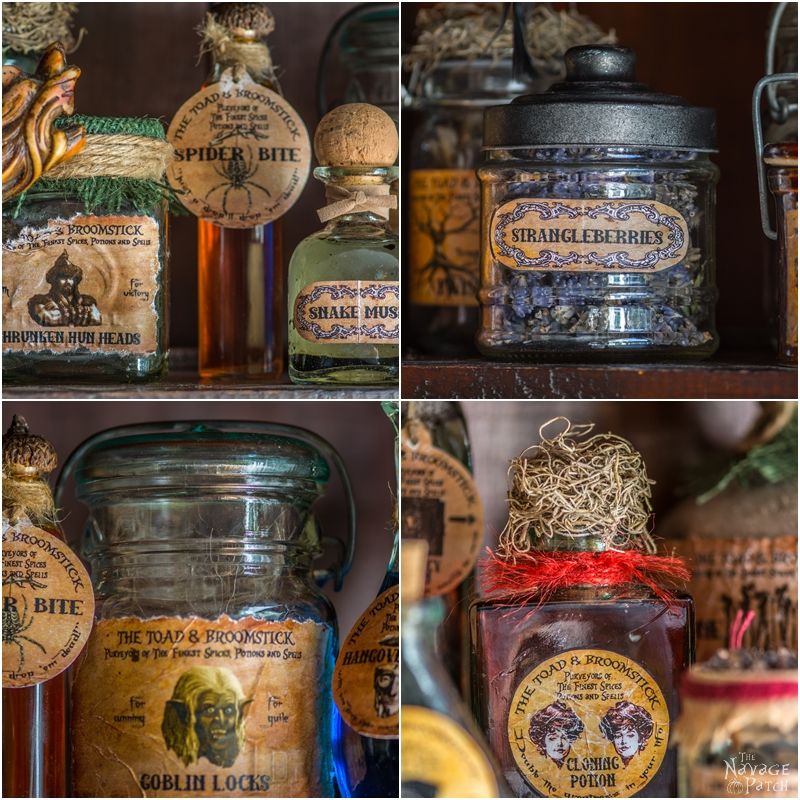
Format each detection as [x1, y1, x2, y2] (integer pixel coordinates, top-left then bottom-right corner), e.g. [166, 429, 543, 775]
[529, 700, 654, 768]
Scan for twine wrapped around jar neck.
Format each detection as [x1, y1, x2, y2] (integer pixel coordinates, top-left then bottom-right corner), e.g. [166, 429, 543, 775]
[198, 13, 278, 88]
[2, 2, 84, 55]
[498, 417, 656, 558]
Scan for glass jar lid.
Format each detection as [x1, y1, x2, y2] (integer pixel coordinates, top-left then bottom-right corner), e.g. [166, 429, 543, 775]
[484, 45, 717, 151]
[68, 421, 331, 497]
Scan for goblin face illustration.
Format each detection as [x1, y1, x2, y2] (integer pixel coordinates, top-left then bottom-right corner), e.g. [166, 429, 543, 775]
[195, 689, 240, 765]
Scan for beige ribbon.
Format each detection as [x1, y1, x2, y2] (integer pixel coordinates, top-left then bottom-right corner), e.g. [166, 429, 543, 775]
[318, 184, 397, 223]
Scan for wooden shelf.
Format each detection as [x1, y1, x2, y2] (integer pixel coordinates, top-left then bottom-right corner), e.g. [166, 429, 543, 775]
[3, 349, 398, 400]
[402, 354, 797, 400]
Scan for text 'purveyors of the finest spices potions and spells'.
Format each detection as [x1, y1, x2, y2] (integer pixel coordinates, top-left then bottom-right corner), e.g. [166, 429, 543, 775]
[166, 69, 310, 228]
[2, 519, 95, 688]
[71, 616, 332, 797]
[2, 215, 161, 355]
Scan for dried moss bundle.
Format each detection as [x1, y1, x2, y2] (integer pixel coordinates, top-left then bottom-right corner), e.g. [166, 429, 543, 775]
[499, 417, 655, 557]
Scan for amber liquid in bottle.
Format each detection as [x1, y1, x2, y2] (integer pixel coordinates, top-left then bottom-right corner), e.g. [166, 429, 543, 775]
[3, 521, 68, 798]
[471, 587, 694, 798]
[198, 220, 284, 379]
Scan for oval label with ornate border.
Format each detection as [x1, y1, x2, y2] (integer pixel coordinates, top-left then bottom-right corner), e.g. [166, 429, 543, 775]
[333, 586, 399, 738]
[3, 520, 94, 687]
[293, 281, 399, 345]
[490, 199, 689, 272]
[507, 649, 670, 797]
[167, 69, 310, 228]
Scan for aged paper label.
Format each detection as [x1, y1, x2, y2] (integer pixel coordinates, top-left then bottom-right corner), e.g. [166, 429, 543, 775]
[507, 649, 669, 797]
[409, 169, 480, 307]
[689, 765, 798, 798]
[2, 519, 94, 688]
[293, 281, 399, 345]
[2, 214, 161, 356]
[333, 586, 398, 739]
[785, 208, 797, 349]
[167, 70, 310, 228]
[490, 198, 690, 272]
[401, 435, 483, 597]
[668, 535, 797, 661]
[402, 706, 499, 797]
[72, 616, 332, 797]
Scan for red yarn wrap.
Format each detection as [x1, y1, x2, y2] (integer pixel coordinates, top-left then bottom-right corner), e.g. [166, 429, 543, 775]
[481, 548, 691, 607]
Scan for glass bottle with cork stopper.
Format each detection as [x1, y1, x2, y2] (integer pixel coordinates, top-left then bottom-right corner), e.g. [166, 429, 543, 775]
[2, 416, 94, 798]
[184, 2, 304, 381]
[288, 103, 399, 385]
[470, 418, 694, 798]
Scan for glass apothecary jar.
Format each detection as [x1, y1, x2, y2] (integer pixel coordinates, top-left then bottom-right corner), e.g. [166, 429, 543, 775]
[478, 46, 719, 361]
[56, 422, 356, 798]
[2, 116, 171, 382]
[407, 60, 544, 355]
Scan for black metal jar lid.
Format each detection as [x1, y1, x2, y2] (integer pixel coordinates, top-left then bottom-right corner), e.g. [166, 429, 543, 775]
[484, 45, 717, 151]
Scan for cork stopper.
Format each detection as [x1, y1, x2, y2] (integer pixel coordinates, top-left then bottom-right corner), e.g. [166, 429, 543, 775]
[214, 3, 275, 39]
[401, 539, 429, 603]
[314, 103, 398, 168]
[2, 416, 58, 478]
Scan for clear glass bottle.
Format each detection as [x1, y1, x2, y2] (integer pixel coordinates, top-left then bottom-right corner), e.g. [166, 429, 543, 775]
[407, 60, 543, 356]
[471, 532, 694, 798]
[2, 418, 69, 798]
[288, 166, 399, 385]
[402, 539, 509, 798]
[58, 421, 357, 798]
[401, 401, 475, 697]
[198, 4, 285, 381]
[478, 46, 719, 361]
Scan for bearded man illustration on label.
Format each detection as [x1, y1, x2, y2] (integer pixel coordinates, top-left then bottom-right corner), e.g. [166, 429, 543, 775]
[28, 250, 102, 327]
[529, 701, 585, 767]
[599, 701, 654, 766]
[162, 666, 253, 768]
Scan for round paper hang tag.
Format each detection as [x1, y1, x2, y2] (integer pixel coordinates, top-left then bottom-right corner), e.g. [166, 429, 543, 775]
[401, 435, 484, 597]
[507, 649, 670, 798]
[166, 69, 311, 228]
[333, 586, 399, 739]
[402, 706, 499, 798]
[2, 520, 94, 687]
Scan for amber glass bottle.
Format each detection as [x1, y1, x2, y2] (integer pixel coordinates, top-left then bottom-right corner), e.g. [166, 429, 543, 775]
[2, 418, 67, 798]
[198, 4, 285, 380]
[471, 561, 694, 797]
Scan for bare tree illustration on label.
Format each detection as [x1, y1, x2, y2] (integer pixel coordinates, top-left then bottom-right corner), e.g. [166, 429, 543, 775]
[167, 69, 311, 228]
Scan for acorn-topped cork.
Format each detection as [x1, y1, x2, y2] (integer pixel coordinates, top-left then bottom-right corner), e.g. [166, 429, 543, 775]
[3, 416, 58, 478]
[213, 2, 276, 38]
[314, 103, 398, 167]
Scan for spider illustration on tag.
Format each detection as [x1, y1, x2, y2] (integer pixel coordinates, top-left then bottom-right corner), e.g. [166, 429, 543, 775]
[2, 594, 47, 667]
[204, 150, 272, 215]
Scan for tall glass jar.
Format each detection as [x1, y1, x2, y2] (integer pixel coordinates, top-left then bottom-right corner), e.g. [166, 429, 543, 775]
[407, 61, 543, 355]
[478, 46, 719, 361]
[57, 421, 356, 798]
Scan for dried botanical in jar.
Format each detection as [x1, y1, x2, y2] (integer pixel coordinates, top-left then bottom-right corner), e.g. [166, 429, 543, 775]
[478, 46, 719, 360]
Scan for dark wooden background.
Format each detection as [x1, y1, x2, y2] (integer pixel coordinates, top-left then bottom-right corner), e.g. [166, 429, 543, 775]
[69, 1, 361, 349]
[2, 401, 396, 633]
[402, 2, 782, 348]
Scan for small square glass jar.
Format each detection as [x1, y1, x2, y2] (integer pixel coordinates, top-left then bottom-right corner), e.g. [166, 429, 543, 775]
[2, 116, 171, 383]
[478, 46, 720, 361]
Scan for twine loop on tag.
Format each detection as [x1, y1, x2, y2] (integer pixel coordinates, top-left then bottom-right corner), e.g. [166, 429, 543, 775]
[3, 477, 58, 527]
[318, 184, 397, 223]
[499, 416, 656, 557]
[198, 14, 278, 87]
